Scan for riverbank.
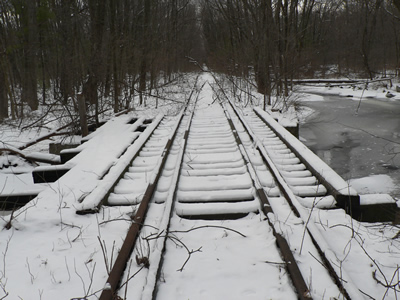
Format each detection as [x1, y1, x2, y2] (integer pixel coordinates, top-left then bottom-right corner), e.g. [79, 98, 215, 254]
[297, 82, 400, 205]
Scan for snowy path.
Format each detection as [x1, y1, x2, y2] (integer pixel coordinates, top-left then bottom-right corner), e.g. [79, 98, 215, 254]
[110, 74, 352, 299]
[127, 76, 299, 300]
[0, 73, 399, 300]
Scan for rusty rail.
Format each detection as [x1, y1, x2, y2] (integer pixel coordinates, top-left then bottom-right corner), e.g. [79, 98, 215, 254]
[226, 100, 362, 299]
[98, 111, 186, 300]
[98, 77, 202, 300]
[223, 104, 312, 300]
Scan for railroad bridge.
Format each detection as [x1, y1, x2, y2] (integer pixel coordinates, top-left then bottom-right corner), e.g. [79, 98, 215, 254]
[0, 73, 398, 299]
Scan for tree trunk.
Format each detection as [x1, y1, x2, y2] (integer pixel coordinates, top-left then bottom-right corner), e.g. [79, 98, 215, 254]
[361, 0, 384, 80]
[139, 0, 151, 106]
[85, 0, 107, 125]
[77, 93, 88, 137]
[109, 0, 119, 113]
[58, 0, 74, 105]
[0, 58, 8, 120]
[21, 0, 38, 111]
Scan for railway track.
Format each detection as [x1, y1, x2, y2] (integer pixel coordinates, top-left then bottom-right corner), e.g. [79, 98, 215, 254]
[69, 73, 370, 300]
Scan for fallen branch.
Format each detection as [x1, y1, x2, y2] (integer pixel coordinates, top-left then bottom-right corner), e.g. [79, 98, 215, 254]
[19, 108, 111, 151]
[20, 102, 59, 131]
[0, 147, 39, 166]
[0, 145, 60, 165]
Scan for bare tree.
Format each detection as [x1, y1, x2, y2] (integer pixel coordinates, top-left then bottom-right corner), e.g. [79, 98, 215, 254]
[0, 8, 8, 120]
[19, 0, 39, 111]
[0, 57, 7, 120]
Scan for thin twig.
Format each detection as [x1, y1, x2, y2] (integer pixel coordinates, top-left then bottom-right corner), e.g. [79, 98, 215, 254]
[170, 225, 246, 238]
[74, 259, 86, 295]
[97, 237, 110, 275]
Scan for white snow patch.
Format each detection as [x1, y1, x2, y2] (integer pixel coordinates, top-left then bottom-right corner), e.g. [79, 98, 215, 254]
[349, 174, 396, 194]
[0, 172, 44, 194]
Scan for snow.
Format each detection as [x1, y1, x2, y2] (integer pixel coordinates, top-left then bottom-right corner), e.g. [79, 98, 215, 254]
[140, 136, 186, 300]
[157, 215, 297, 300]
[359, 193, 396, 205]
[0, 172, 44, 195]
[0, 75, 193, 299]
[350, 174, 396, 194]
[0, 72, 399, 300]
[348, 174, 397, 206]
[229, 100, 366, 297]
[76, 114, 164, 211]
[298, 80, 400, 102]
[311, 208, 400, 299]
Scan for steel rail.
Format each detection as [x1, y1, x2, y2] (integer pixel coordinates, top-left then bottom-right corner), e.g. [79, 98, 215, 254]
[208, 72, 359, 298]
[227, 100, 364, 300]
[208, 78, 312, 298]
[98, 79, 202, 300]
[98, 114, 183, 300]
[252, 107, 360, 215]
[148, 85, 303, 299]
[141, 83, 203, 300]
[221, 103, 312, 300]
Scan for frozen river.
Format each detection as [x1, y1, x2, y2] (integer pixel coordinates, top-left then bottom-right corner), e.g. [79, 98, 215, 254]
[299, 95, 400, 199]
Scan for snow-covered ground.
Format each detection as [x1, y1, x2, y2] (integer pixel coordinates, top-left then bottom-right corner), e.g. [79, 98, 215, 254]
[0, 73, 399, 299]
[0, 74, 194, 299]
[301, 79, 400, 100]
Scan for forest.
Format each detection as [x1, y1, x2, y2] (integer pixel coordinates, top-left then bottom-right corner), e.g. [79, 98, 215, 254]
[1, 0, 400, 121]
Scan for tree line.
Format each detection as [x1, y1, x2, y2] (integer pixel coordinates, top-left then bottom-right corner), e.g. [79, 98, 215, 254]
[201, 0, 400, 104]
[0, 0, 201, 121]
[1, 0, 400, 121]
